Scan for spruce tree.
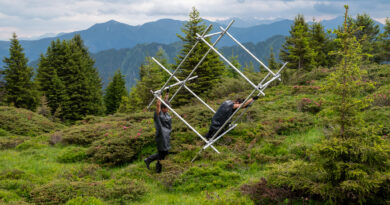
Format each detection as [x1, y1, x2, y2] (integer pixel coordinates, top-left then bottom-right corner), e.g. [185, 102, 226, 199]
[104, 69, 127, 114]
[2, 33, 38, 111]
[280, 14, 315, 71]
[121, 48, 170, 112]
[313, 6, 390, 203]
[174, 7, 225, 105]
[379, 18, 390, 62]
[37, 35, 104, 122]
[36, 40, 67, 115]
[227, 54, 241, 78]
[60, 35, 104, 121]
[353, 13, 380, 62]
[268, 47, 280, 71]
[309, 20, 331, 67]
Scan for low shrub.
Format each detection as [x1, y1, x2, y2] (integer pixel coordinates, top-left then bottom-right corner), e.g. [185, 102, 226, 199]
[0, 136, 25, 150]
[292, 85, 321, 94]
[30, 178, 146, 205]
[57, 146, 88, 163]
[0, 128, 10, 136]
[58, 164, 106, 181]
[16, 141, 46, 150]
[0, 169, 24, 180]
[65, 196, 105, 205]
[241, 178, 298, 204]
[173, 166, 241, 192]
[87, 131, 153, 167]
[372, 92, 390, 106]
[201, 190, 254, 205]
[0, 189, 21, 203]
[0, 106, 65, 136]
[0, 179, 34, 198]
[60, 122, 115, 146]
[297, 98, 323, 114]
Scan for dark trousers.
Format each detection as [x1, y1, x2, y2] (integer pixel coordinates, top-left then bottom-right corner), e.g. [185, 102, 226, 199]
[204, 125, 229, 140]
[147, 150, 168, 162]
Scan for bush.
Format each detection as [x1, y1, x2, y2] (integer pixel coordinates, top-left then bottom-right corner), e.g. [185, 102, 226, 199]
[58, 164, 107, 181]
[57, 146, 88, 163]
[65, 196, 105, 205]
[0, 128, 10, 136]
[297, 98, 323, 114]
[87, 124, 154, 167]
[241, 178, 298, 204]
[0, 169, 24, 180]
[372, 92, 390, 106]
[0, 136, 25, 150]
[87, 136, 146, 167]
[0, 189, 20, 203]
[0, 106, 65, 136]
[15, 140, 46, 150]
[60, 122, 115, 146]
[30, 179, 146, 204]
[173, 166, 241, 192]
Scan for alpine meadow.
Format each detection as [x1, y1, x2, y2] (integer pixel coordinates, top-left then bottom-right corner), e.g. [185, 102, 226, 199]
[0, 4, 390, 205]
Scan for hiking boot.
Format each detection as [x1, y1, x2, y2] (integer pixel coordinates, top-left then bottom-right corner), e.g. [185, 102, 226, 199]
[156, 161, 162, 173]
[144, 158, 151, 170]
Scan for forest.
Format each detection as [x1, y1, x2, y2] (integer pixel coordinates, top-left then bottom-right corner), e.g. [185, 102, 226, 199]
[0, 5, 389, 205]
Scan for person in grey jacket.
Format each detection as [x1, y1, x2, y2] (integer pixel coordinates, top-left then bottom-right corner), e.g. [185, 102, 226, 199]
[144, 92, 172, 173]
[204, 96, 258, 140]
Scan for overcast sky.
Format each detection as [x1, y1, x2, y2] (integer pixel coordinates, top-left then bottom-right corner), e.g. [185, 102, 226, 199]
[0, 0, 389, 40]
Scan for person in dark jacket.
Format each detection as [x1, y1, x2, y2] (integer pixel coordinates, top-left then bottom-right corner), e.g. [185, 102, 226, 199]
[144, 92, 172, 173]
[204, 96, 258, 140]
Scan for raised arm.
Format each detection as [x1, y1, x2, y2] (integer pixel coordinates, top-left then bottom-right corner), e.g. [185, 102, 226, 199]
[156, 95, 162, 114]
[233, 96, 259, 109]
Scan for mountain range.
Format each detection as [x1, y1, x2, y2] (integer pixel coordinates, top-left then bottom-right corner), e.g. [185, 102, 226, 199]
[0, 16, 385, 89]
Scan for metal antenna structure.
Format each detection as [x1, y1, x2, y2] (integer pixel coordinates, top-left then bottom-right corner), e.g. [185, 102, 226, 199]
[147, 20, 287, 162]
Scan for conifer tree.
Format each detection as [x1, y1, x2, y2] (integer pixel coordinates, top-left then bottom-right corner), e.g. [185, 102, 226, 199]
[36, 40, 67, 115]
[120, 48, 170, 112]
[379, 18, 390, 62]
[174, 7, 225, 105]
[268, 47, 280, 71]
[243, 62, 255, 73]
[60, 35, 104, 121]
[104, 69, 127, 114]
[2, 33, 38, 110]
[0, 70, 5, 105]
[309, 20, 332, 67]
[37, 35, 104, 122]
[280, 14, 315, 71]
[227, 54, 241, 78]
[353, 13, 380, 62]
[313, 6, 389, 203]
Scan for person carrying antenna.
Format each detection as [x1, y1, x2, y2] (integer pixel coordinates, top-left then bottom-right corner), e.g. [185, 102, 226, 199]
[204, 96, 259, 140]
[144, 90, 172, 173]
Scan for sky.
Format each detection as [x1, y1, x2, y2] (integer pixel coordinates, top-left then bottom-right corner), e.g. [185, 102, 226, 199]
[0, 0, 389, 40]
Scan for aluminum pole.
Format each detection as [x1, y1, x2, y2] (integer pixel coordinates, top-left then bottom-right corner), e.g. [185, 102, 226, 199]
[191, 123, 238, 162]
[152, 92, 220, 153]
[230, 62, 288, 125]
[221, 29, 277, 76]
[153, 76, 198, 94]
[152, 57, 216, 113]
[169, 20, 235, 102]
[147, 25, 212, 109]
[196, 33, 265, 96]
[201, 31, 223, 38]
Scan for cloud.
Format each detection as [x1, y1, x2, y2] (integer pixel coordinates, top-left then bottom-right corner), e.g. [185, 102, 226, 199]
[0, 0, 389, 40]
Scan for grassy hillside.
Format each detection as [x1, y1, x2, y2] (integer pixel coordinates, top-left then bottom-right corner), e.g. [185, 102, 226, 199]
[0, 65, 389, 204]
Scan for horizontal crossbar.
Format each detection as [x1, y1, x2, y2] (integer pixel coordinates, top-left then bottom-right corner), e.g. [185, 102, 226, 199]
[153, 76, 198, 94]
